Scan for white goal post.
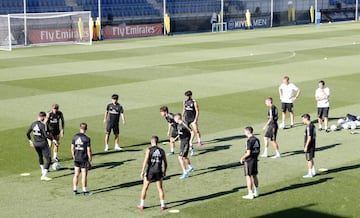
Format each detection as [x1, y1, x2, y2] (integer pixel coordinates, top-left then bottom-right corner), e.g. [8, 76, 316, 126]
[0, 11, 92, 51]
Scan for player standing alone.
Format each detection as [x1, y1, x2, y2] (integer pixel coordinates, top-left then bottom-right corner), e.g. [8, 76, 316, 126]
[160, 106, 178, 156]
[315, 80, 330, 132]
[301, 114, 316, 178]
[279, 76, 300, 128]
[183, 90, 202, 155]
[104, 94, 126, 151]
[26, 112, 53, 181]
[174, 113, 195, 179]
[240, 126, 260, 199]
[138, 136, 168, 210]
[46, 103, 65, 162]
[71, 123, 92, 196]
[261, 97, 281, 158]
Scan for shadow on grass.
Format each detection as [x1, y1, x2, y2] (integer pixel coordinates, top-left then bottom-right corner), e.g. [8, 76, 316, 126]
[326, 163, 360, 174]
[260, 177, 333, 197]
[51, 159, 135, 179]
[281, 143, 341, 158]
[205, 135, 247, 144]
[164, 186, 245, 208]
[255, 203, 346, 218]
[190, 161, 242, 178]
[196, 144, 232, 155]
[91, 172, 182, 195]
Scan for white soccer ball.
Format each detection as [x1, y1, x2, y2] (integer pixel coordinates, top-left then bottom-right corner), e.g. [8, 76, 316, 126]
[52, 162, 61, 171]
[350, 122, 357, 130]
[330, 124, 337, 131]
[337, 119, 345, 125]
[279, 123, 285, 129]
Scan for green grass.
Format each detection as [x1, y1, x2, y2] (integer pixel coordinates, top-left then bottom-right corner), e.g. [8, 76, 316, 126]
[0, 22, 359, 218]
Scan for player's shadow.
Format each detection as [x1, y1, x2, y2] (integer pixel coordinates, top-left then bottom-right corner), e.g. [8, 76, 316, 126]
[91, 180, 144, 194]
[197, 144, 232, 155]
[190, 161, 242, 178]
[51, 159, 135, 179]
[93, 149, 142, 156]
[163, 186, 245, 208]
[90, 159, 135, 170]
[260, 177, 333, 197]
[326, 163, 360, 174]
[124, 139, 169, 148]
[281, 143, 341, 158]
[205, 135, 247, 144]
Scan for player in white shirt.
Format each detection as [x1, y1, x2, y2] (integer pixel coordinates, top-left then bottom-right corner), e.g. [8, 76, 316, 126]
[278, 76, 301, 128]
[315, 80, 330, 131]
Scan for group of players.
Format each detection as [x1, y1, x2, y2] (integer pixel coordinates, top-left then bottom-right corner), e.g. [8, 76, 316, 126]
[26, 76, 331, 207]
[240, 76, 330, 199]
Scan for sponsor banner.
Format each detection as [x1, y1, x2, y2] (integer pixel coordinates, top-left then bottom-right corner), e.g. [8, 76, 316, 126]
[103, 23, 163, 39]
[227, 17, 270, 30]
[29, 28, 91, 44]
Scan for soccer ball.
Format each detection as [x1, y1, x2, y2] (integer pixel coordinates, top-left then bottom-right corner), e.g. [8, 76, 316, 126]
[279, 123, 285, 129]
[350, 122, 357, 130]
[52, 162, 61, 171]
[330, 124, 337, 132]
[337, 119, 345, 125]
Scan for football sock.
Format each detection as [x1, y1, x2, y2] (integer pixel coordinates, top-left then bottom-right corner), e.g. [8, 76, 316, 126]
[319, 125, 322, 129]
[254, 187, 259, 193]
[170, 148, 174, 153]
[188, 165, 193, 169]
[73, 186, 77, 191]
[198, 138, 201, 143]
[276, 150, 280, 156]
[312, 166, 316, 174]
[40, 165, 44, 174]
[82, 187, 87, 192]
[115, 144, 119, 147]
[324, 126, 328, 130]
[248, 189, 253, 195]
[42, 169, 48, 177]
[160, 200, 165, 207]
[140, 200, 145, 207]
[308, 169, 312, 175]
[53, 152, 58, 159]
[183, 170, 187, 174]
[264, 148, 268, 154]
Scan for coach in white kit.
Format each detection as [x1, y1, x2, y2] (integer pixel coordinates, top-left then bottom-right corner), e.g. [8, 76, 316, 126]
[315, 80, 330, 132]
[279, 76, 300, 129]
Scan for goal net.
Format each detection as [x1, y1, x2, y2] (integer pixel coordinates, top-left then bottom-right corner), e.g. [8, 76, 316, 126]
[0, 11, 92, 51]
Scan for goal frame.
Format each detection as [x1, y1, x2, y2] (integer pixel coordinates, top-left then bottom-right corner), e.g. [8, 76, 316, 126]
[0, 11, 92, 51]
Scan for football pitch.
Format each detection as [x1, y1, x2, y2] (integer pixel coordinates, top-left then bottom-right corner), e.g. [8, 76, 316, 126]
[0, 22, 359, 218]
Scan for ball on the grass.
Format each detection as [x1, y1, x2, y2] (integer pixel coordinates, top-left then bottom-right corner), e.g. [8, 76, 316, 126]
[52, 162, 61, 171]
[330, 124, 337, 132]
[350, 122, 357, 130]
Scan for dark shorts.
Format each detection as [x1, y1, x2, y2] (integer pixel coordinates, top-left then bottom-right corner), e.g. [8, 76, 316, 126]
[281, 103, 294, 113]
[184, 117, 195, 126]
[170, 128, 178, 138]
[317, 107, 329, 118]
[265, 123, 278, 141]
[305, 148, 315, 161]
[49, 128, 60, 137]
[179, 137, 190, 158]
[146, 171, 163, 182]
[244, 159, 258, 176]
[74, 161, 91, 169]
[106, 122, 119, 135]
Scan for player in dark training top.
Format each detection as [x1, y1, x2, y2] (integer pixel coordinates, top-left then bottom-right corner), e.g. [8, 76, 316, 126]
[104, 94, 126, 151]
[138, 136, 168, 210]
[71, 123, 92, 196]
[160, 106, 178, 156]
[301, 114, 316, 178]
[183, 90, 202, 150]
[26, 111, 53, 181]
[240, 126, 260, 199]
[46, 103, 64, 162]
[261, 97, 281, 159]
[174, 113, 195, 179]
